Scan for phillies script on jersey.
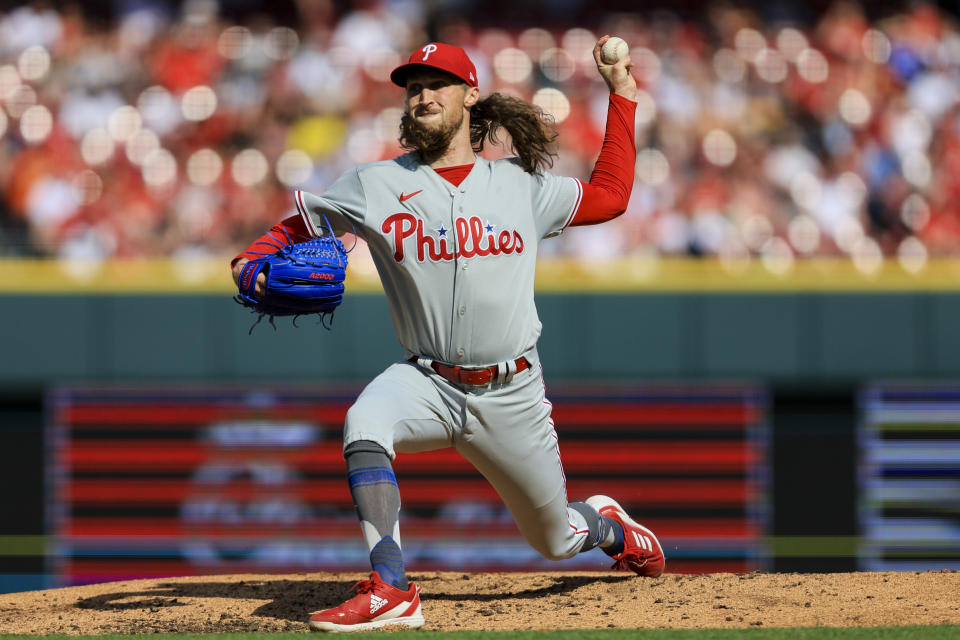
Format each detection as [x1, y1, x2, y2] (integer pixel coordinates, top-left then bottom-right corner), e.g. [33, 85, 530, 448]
[382, 212, 524, 263]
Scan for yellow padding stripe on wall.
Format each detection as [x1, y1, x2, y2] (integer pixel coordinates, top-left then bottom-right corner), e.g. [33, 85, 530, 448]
[1, 257, 960, 294]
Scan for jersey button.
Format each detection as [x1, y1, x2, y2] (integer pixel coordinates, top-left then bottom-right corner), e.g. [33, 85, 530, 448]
[457, 348, 465, 359]
[459, 305, 466, 316]
[461, 262, 468, 270]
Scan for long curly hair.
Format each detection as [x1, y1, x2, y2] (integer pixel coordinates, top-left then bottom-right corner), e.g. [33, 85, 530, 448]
[468, 93, 559, 174]
[399, 91, 559, 174]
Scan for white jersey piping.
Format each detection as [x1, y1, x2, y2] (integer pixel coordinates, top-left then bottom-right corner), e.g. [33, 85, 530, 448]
[561, 178, 584, 231]
[294, 190, 321, 237]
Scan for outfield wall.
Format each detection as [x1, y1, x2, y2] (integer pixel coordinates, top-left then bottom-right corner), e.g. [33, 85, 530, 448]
[2, 255, 960, 382]
[1, 291, 960, 381]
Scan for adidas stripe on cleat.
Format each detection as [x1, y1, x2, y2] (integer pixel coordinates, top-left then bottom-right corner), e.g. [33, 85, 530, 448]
[308, 571, 424, 633]
[587, 494, 666, 578]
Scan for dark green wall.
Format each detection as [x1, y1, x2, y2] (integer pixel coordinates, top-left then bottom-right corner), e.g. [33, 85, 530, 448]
[2, 291, 959, 382]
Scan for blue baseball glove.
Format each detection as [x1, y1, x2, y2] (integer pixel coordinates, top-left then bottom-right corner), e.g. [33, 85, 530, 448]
[235, 223, 348, 330]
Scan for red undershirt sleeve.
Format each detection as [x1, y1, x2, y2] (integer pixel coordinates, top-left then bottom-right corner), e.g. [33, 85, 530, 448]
[569, 93, 637, 227]
[231, 215, 312, 267]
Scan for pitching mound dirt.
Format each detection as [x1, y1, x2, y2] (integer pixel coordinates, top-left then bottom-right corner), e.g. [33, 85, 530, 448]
[0, 571, 958, 633]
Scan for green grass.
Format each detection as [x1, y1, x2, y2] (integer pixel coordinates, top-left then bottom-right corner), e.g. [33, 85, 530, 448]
[1, 627, 958, 639]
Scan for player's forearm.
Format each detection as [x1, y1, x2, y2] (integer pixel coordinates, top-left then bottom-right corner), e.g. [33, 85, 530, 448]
[231, 215, 311, 267]
[231, 214, 312, 289]
[570, 94, 637, 226]
[607, 70, 638, 101]
[590, 94, 636, 201]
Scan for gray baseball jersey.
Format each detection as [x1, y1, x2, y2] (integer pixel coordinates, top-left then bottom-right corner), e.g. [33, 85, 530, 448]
[294, 153, 582, 366]
[295, 152, 592, 562]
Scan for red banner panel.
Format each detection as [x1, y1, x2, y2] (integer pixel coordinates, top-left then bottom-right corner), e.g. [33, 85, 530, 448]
[49, 383, 768, 585]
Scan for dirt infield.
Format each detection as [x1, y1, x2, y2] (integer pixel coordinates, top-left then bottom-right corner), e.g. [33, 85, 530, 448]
[0, 571, 958, 633]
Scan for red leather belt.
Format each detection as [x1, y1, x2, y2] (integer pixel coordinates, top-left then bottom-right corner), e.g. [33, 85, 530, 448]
[409, 356, 530, 386]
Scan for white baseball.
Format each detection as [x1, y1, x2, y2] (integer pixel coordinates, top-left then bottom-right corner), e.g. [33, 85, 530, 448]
[601, 37, 629, 65]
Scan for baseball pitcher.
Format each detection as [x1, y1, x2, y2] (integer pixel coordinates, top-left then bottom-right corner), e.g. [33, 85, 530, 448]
[232, 37, 664, 633]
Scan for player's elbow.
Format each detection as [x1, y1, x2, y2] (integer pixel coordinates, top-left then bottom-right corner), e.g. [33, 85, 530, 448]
[608, 205, 628, 220]
[571, 183, 631, 226]
[597, 194, 630, 221]
[570, 205, 627, 227]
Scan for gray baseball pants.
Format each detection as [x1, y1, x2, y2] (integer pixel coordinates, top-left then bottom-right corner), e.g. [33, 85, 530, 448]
[343, 352, 591, 560]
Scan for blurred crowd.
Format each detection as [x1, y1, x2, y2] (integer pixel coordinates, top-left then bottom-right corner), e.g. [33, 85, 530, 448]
[0, 0, 958, 274]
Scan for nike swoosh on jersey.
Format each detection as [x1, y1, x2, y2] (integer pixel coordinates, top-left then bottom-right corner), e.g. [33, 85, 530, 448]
[399, 190, 423, 202]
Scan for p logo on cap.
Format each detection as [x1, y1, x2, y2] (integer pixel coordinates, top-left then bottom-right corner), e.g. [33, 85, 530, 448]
[390, 42, 478, 88]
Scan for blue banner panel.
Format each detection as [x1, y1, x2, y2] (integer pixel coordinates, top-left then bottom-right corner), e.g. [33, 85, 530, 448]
[859, 383, 960, 571]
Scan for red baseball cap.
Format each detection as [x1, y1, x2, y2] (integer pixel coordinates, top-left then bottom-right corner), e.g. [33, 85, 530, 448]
[390, 42, 478, 88]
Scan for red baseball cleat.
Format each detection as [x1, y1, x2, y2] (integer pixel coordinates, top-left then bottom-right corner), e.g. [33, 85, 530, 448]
[308, 572, 424, 633]
[586, 495, 665, 578]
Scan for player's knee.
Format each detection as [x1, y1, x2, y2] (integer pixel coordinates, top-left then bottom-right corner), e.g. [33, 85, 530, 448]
[343, 406, 393, 458]
[532, 537, 579, 562]
[540, 547, 577, 562]
[343, 404, 368, 434]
